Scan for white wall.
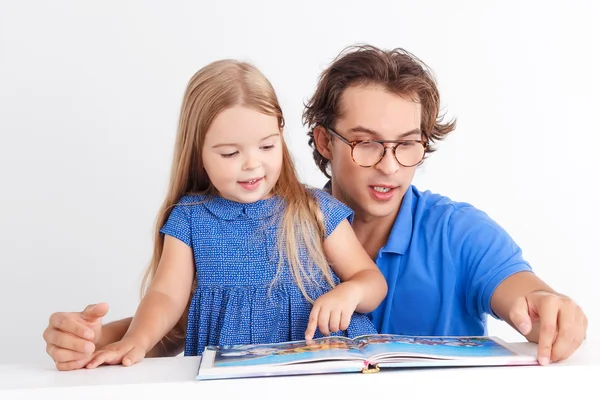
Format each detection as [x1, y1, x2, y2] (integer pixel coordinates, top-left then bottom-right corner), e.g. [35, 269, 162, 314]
[0, 0, 598, 363]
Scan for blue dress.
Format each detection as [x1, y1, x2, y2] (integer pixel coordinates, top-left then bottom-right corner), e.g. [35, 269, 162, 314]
[159, 188, 377, 356]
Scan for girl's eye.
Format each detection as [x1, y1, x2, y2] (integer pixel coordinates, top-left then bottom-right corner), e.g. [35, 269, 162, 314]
[261, 144, 275, 151]
[221, 151, 238, 158]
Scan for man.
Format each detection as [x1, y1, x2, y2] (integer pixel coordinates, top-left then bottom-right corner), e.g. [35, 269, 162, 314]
[43, 45, 587, 371]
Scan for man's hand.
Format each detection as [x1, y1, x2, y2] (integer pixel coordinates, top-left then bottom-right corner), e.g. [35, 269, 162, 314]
[43, 303, 109, 371]
[508, 291, 587, 365]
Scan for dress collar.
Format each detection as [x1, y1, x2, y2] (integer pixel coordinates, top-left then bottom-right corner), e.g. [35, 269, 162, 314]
[203, 194, 283, 221]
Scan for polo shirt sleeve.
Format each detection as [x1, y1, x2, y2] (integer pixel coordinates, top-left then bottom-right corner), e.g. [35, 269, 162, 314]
[448, 206, 534, 320]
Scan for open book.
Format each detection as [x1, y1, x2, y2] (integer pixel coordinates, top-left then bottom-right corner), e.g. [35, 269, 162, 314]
[196, 334, 539, 380]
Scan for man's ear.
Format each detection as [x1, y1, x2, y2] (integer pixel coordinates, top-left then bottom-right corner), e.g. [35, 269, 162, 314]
[313, 126, 333, 160]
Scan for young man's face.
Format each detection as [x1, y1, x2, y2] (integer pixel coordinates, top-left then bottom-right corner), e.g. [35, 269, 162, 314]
[323, 85, 423, 221]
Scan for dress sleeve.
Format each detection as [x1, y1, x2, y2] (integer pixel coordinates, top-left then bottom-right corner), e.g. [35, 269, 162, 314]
[159, 197, 195, 247]
[310, 188, 354, 238]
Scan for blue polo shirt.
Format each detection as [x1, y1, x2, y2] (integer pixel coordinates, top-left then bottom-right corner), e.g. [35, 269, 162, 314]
[327, 183, 533, 336]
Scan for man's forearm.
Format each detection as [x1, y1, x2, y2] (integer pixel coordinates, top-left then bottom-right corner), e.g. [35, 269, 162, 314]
[490, 271, 556, 342]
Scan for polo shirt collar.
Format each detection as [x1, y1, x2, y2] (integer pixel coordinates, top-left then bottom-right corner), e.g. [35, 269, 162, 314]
[381, 185, 415, 255]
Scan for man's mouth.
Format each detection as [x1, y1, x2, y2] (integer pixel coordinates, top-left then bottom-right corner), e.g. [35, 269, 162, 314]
[372, 186, 392, 193]
[368, 184, 398, 201]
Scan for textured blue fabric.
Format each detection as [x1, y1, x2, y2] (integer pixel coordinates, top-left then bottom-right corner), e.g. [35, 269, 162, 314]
[160, 188, 377, 356]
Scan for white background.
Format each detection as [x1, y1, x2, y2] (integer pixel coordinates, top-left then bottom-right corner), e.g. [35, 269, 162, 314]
[0, 0, 598, 364]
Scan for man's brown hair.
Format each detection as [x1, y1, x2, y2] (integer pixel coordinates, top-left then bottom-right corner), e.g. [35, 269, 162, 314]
[303, 44, 457, 178]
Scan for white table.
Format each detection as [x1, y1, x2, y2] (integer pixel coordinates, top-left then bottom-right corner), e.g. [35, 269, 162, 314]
[1, 339, 598, 400]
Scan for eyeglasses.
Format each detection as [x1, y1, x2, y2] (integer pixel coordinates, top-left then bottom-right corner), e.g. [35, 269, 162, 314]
[326, 127, 429, 168]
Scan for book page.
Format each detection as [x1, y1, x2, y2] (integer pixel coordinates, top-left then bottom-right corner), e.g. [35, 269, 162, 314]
[209, 337, 366, 368]
[354, 335, 521, 362]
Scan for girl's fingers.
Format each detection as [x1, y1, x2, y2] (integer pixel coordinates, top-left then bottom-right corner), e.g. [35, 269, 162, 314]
[122, 347, 146, 367]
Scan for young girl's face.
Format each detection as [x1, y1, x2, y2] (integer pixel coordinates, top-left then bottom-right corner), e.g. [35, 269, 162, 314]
[202, 105, 283, 203]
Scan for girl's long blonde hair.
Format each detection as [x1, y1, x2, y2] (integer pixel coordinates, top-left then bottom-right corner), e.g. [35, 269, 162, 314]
[140, 60, 336, 349]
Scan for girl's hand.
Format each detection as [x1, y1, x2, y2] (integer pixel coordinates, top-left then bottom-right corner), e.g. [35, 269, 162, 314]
[304, 282, 363, 343]
[85, 336, 148, 369]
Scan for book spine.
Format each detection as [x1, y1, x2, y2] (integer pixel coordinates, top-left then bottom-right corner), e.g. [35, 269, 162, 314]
[360, 364, 380, 374]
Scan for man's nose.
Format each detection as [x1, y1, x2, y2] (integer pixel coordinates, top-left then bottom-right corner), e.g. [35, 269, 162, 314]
[374, 147, 400, 175]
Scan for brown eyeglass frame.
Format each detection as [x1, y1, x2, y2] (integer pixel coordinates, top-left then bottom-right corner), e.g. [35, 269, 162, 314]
[326, 127, 429, 168]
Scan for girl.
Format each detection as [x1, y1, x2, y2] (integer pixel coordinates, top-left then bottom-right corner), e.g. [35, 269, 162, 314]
[85, 59, 387, 368]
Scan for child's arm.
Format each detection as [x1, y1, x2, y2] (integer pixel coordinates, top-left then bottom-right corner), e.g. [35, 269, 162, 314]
[96, 318, 185, 358]
[324, 218, 387, 313]
[85, 235, 195, 368]
[305, 219, 387, 340]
